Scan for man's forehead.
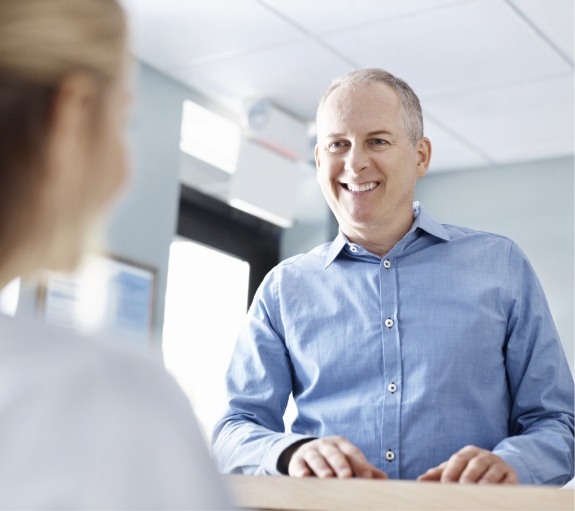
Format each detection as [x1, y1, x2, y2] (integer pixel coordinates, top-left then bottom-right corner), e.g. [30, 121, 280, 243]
[317, 82, 400, 133]
[325, 82, 397, 108]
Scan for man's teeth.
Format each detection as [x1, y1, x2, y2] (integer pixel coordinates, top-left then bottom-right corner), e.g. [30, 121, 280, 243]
[346, 182, 377, 192]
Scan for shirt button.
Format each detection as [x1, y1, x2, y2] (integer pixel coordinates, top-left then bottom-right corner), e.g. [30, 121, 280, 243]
[349, 245, 358, 253]
[387, 382, 397, 393]
[385, 450, 395, 462]
[384, 318, 394, 328]
[383, 260, 391, 269]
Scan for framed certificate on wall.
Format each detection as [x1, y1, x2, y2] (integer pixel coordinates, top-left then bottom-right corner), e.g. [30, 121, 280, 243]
[38, 253, 156, 344]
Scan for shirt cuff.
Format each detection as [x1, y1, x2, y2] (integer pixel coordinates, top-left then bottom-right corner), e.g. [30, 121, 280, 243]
[493, 449, 534, 484]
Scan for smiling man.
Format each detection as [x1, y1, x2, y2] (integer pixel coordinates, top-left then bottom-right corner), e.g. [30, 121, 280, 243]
[315, 71, 430, 259]
[212, 68, 574, 485]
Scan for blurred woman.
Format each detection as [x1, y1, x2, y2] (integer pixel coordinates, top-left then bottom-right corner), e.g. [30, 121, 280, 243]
[0, 0, 232, 508]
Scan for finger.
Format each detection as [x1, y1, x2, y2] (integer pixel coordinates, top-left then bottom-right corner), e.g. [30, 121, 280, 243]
[288, 453, 313, 478]
[289, 464, 312, 478]
[477, 462, 519, 485]
[290, 438, 355, 478]
[501, 470, 519, 485]
[476, 463, 508, 484]
[440, 446, 481, 483]
[291, 437, 384, 479]
[337, 440, 380, 478]
[461, 451, 520, 485]
[297, 448, 340, 478]
[441, 458, 469, 483]
[347, 458, 388, 479]
[289, 443, 327, 478]
[317, 442, 354, 478]
[370, 467, 389, 479]
[417, 461, 447, 481]
[459, 453, 492, 483]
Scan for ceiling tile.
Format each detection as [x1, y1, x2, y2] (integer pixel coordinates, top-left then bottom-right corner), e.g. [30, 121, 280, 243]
[257, 0, 469, 35]
[508, 0, 574, 61]
[323, 0, 572, 97]
[424, 73, 574, 164]
[121, 0, 304, 67]
[167, 40, 352, 121]
[424, 118, 491, 173]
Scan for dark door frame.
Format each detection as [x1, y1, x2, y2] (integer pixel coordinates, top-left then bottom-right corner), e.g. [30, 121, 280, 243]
[176, 185, 282, 307]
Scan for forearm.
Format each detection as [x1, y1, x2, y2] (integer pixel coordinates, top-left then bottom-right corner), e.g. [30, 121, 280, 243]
[501, 244, 575, 484]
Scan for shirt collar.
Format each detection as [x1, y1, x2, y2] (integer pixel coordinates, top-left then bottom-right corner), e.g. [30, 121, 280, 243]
[324, 232, 349, 268]
[411, 201, 450, 242]
[324, 202, 450, 268]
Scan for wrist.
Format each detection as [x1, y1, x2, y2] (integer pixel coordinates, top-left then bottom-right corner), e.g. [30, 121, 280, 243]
[277, 438, 313, 474]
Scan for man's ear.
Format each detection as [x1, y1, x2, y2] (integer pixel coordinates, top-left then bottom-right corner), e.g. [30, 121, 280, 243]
[314, 144, 321, 182]
[45, 73, 99, 180]
[415, 136, 432, 178]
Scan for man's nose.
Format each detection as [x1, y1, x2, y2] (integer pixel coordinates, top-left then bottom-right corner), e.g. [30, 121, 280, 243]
[344, 144, 369, 174]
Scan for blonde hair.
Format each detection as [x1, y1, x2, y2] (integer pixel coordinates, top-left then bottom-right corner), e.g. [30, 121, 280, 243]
[316, 68, 424, 147]
[0, 0, 126, 250]
[0, 0, 126, 84]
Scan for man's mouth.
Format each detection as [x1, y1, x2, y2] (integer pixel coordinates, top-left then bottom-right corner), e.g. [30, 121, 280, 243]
[342, 181, 379, 192]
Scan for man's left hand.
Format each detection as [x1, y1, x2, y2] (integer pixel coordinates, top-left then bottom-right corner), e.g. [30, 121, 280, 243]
[417, 445, 518, 484]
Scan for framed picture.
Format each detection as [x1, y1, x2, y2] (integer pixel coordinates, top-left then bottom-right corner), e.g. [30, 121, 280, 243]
[38, 253, 157, 344]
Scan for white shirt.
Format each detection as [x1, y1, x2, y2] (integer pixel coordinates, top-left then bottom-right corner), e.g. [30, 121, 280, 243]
[0, 313, 234, 510]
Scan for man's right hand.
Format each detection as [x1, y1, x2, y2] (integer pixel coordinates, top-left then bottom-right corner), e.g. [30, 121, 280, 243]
[286, 436, 388, 479]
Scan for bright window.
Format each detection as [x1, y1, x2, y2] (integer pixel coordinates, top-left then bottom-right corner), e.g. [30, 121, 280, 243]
[180, 100, 241, 174]
[162, 238, 249, 442]
[0, 278, 20, 316]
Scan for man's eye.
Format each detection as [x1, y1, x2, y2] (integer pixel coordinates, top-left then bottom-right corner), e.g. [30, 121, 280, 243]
[328, 141, 348, 152]
[370, 138, 388, 146]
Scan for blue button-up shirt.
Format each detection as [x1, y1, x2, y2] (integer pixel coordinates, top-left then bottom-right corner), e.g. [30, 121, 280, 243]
[212, 203, 574, 484]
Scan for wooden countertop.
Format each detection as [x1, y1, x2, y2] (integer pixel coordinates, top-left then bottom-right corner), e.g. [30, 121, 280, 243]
[226, 474, 574, 511]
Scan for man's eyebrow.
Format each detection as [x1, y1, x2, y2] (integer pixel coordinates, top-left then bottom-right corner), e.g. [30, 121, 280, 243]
[324, 129, 394, 138]
[367, 130, 393, 137]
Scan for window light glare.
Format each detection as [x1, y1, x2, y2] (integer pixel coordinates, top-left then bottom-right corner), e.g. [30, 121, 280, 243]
[0, 278, 20, 316]
[180, 100, 240, 174]
[229, 198, 293, 228]
[162, 239, 250, 441]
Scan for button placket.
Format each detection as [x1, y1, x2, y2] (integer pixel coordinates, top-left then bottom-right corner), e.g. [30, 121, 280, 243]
[379, 253, 401, 478]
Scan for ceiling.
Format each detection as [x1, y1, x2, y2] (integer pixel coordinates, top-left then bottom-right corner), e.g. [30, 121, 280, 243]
[121, 0, 574, 174]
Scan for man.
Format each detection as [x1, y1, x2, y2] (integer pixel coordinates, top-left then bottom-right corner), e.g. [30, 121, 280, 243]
[212, 68, 574, 485]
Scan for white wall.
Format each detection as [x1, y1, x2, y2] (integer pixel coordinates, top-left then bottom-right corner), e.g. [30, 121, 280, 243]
[280, 166, 332, 260]
[416, 156, 574, 372]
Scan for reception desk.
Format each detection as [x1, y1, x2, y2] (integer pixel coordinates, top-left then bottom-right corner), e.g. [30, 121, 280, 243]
[226, 475, 574, 511]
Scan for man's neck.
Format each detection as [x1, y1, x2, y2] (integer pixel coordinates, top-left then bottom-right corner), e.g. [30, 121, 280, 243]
[343, 212, 415, 258]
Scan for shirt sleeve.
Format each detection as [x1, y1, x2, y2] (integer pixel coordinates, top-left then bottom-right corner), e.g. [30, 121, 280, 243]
[211, 269, 315, 475]
[492, 242, 574, 485]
